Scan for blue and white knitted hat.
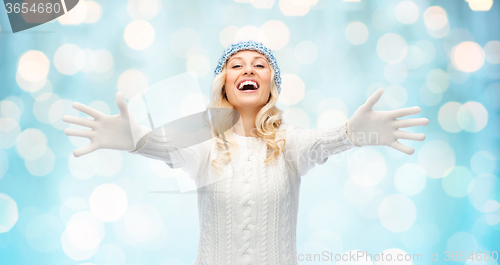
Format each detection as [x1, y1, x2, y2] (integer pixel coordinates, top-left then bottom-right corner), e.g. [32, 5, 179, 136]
[214, 40, 282, 95]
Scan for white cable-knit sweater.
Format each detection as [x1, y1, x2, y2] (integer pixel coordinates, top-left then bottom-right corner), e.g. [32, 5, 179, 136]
[129, 123, 357, 265]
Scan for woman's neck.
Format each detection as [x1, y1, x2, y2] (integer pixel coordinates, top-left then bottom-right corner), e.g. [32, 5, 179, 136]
[233, 108, 259, 137]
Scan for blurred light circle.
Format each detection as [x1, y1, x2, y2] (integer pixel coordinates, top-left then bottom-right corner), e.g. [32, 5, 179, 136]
[0, 149, 7, 180]
[55, 44, 85, 75]
[294, 41, 318, 65]
[484, 40, 500, 64]
[451, 41, 485, 73]
[376, 33, 408, 64]
[278, 74, 305, 105]
[471, 151, 496, 175]
[84, 1, 102, 23]
[395, 1, 419, 24]
[442, 166, 475, 198]
[251, 0, 275, 9]
[279, 0, 310, 16]
[68, 152, 99, 180]
[93, 243, 126, 265]
[414, 40, 436, 64]
[25, 147, 55, 177]
[96, 150, 123, 177]
[317, 98, 348, 116]
[485, 83, 500, 108]
[170, 28, 201, 58]
[89, 184, 128, 222]
[92, 49, 114, 73]
[302, 89, 325, 113]
[219, 26, 238, 48]
[0, 193, 18, 233]
[17, 50, 50, 83]
[423, 6, 448, 30]
[1, 100, 21, 121]
[61, 229, 99, 261]
[344, 179, 374, 206]
[33, 93, 61, 124]
[348, 149, 386, 187]
[427, 22, 450, 39]
[425, 69, 449, 93]
[49, 99, 79, 130]
[447, 63, 469, 84]
[419, 83, 442, 106]
[379, 195, 416, 233]
[395, 163, 426, 196]
[345, 21, 369, 45]
[467, 0, 494, 11]
[375, 248, 412, 265]
[124, 20, 155, 50]
[283, 108, 310, 129]
[81, 49, 95, 72]
[26, 78, 52, 97]
[418, 140, 456, 179]
[457, 101, 488, 132]
[383, 85, 407, 108]
[357, 189, 386, 219]
[16, 128, 47, 160]
[115, 203, 164, 243]
[260, 20, 289, 50]
[274, 47, 301, 74]
[65, 211, 105, 250]
[307, 201, 347, 234]
[235, 25, 266, 44]
[438, 102, 462, 133]
[445, 232, 479, 253]
[317, 109, 347, 129]
[468, 174, 499, 213]
[402, 45, 424, 69]
[384, 63, 407, 84]
[60, 197, 89, 225]
[58, 1, 87, 25]
[307, 230, 343, 253]
[372, 8, 395, 31]
[117, 69, 148, 99]
[186, 54, 210, 78]
[0, 118, 21, 149]
[127, 0, 161, 20]
[401, 225, 425, 250]
[25, 214, 63, 252]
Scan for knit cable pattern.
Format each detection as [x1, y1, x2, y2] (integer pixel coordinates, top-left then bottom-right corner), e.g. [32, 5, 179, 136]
[237, 146, 256, 264]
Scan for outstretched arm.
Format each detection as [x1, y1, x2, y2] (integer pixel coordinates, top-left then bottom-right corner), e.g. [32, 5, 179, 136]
[346, 88, 429, 155]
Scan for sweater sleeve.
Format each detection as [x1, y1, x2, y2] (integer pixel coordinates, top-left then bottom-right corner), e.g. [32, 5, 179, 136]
[128, 127, 212, 181]
[282, 123, 358, 177]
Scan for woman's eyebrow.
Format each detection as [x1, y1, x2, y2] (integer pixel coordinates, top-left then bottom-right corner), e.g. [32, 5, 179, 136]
[228, 56, 267, 63]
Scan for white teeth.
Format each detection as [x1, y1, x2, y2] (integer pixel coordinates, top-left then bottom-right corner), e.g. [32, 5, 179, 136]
[238, 80, 258, 90]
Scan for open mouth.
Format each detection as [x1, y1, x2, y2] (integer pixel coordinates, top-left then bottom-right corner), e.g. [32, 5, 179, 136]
[237, 80, 259, 91]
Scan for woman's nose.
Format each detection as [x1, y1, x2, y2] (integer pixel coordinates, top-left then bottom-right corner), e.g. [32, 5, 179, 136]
[243, 64, 254, 75]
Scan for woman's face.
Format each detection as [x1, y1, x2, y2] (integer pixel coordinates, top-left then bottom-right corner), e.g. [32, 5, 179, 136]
[224, 50, 272, 112]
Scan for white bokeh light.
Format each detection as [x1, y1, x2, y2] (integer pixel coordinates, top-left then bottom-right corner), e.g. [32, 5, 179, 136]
[283, 108, 310, 129]
[344, 179, 374, 206]
[220, 26, 238, 48]
[423, 6, 448, 30]
[395, 1, 419, 24]
[426, 69, 449, 93]
[379, 195, 416, 233]
[170, 28, 201, 58]
[484, 40, 500, 64]
[260, 20, 289, 50]
[457, 101, 488, 132]
[468, 174, 500, 213]
[25, 147, 55, 177]
[1, 100, 21, 122]
[467, 0, 494, 11]
[89, 184, 128, 222]
[278, 74, 305, 105]
[54, 44, 85, 75]
[84, 1, 102, 23]
[117, 69, 148, 99]
[438, 102, 463, 133]
[235, 25, 266, 43]
[376, 33, 408, 64]
[58, 0, 87, 25]
[17, 50, 50, 83]
[65, 211, 105, 250]
[451, 41, 485, 73]
[127, 0, 161, 20]
[348, 149, 387, 187]
[0, 118, 21, 149]
[415, 40, 436, 64]
[186, 54, 210, 78]
[251, 0, 275, 8]
[383, 85, 407, 109]
[0, 193, 18, 233]
[345, 21, 369, 45]
[124, 20, 155, 50]
[113, 203, 165, 244]
[96, 150, 123, 177]
[49, 99, 79, 130]
[418, 140, 456, 179]
[402, 45, 424, 69]
[279, 0, 311, 16]
[442, 166, 474, 198]
[16, 128, 48, 161]
[470, 151, 496, 175]
[394, 163, 426, 196]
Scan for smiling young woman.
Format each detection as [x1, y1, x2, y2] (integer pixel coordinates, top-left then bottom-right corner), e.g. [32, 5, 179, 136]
[63, 40, 429, 265]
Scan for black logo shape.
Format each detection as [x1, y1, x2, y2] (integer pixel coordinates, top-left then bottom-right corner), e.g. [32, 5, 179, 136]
[3, 0, 79, 33]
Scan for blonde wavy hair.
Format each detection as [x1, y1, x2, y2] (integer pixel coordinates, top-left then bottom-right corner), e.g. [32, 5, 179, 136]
[206, 62, 285, 175]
